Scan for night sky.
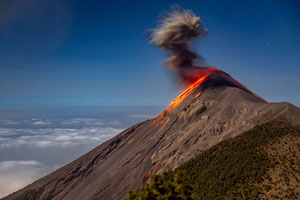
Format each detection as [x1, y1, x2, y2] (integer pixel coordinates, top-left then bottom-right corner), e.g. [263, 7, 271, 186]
[0, 0, 299, 106]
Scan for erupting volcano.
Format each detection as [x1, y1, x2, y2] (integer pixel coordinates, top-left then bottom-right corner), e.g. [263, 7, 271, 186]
[3, 6, 300, 200]
[6, 67, 300, 200]
[147, 6, 266, 113]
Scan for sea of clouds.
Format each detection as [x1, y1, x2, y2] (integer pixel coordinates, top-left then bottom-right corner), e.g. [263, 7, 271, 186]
[0, 106, 161, 198]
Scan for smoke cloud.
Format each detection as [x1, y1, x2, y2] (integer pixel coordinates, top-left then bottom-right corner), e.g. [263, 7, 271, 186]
[149, 6, 208, 86]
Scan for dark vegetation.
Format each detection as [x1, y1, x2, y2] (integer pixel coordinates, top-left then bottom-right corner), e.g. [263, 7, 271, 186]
[126, 120, 300, 200]
[126, 172, 193, 200]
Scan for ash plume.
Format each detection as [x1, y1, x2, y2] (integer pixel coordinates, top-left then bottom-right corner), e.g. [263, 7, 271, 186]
[149, 6, 207, 85]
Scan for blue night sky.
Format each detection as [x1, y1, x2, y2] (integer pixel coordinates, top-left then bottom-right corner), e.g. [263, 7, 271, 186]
[0, 0, 299, 107]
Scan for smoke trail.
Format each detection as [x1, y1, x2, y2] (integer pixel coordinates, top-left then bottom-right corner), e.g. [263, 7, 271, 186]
[149, 6, 207, 71]
[149, 7, 268, 103]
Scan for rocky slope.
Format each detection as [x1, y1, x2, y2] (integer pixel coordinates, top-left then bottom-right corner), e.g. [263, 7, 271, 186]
[3, 70, 300, 200]
[127, 120, 300, 199]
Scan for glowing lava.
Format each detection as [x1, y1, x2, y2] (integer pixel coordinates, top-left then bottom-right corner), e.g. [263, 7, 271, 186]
[165, 67, 268, 111]
[167, 73, 210, 110]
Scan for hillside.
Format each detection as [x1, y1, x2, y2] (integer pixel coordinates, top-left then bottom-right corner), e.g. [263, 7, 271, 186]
[126, 120, 300, 199]
[3, 71, 300, 200]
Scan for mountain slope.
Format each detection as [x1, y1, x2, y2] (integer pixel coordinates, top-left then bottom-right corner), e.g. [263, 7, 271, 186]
[3, 71, 300, 200]
[126, 120, 300, 199]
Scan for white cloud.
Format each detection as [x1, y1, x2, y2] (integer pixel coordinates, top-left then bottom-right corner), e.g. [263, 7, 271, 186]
[0, 160, 42, 170]
[0, 127, 123, 148]
[61, 118, 104, 126]
[0, 129, 15, 137]
[0, 120, 20, 125]
[32, 121, 51, 125]
[0, 160, 52, 198]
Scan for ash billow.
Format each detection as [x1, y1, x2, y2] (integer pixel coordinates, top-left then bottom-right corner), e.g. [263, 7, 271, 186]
[149, 6, 210, 86]
[149, 7, 206, 68]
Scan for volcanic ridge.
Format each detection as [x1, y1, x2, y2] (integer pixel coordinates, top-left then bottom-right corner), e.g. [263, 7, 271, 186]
[3, 69, 300, 200]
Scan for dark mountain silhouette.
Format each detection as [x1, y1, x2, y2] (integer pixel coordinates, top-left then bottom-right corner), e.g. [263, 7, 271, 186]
[3, 70, 300, 200]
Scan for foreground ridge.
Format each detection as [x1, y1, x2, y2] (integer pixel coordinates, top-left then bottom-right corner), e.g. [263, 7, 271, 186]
[127, 120, 300, 199]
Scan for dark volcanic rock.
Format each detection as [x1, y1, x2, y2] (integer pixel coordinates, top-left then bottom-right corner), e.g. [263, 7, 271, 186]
[3, 72, 300, 200]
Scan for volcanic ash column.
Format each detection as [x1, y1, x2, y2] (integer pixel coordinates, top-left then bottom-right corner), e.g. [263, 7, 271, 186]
[148, 6, 208, 86]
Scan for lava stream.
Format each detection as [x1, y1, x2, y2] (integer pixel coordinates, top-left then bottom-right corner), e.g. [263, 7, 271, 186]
[167, 73, 210, 110]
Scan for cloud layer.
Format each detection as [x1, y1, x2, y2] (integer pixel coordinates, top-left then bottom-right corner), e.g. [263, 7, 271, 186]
[0, 106, 162, 198]
[0, 160, 50, 198]
[0, 126, 122, 148]
[0, 118, 124, 198]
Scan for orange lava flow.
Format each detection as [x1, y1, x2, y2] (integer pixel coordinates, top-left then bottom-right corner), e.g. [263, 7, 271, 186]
[167, 73, 210, 110]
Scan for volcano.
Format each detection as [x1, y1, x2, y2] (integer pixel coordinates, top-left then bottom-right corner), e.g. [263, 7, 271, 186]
[3, 69, 300, 200]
